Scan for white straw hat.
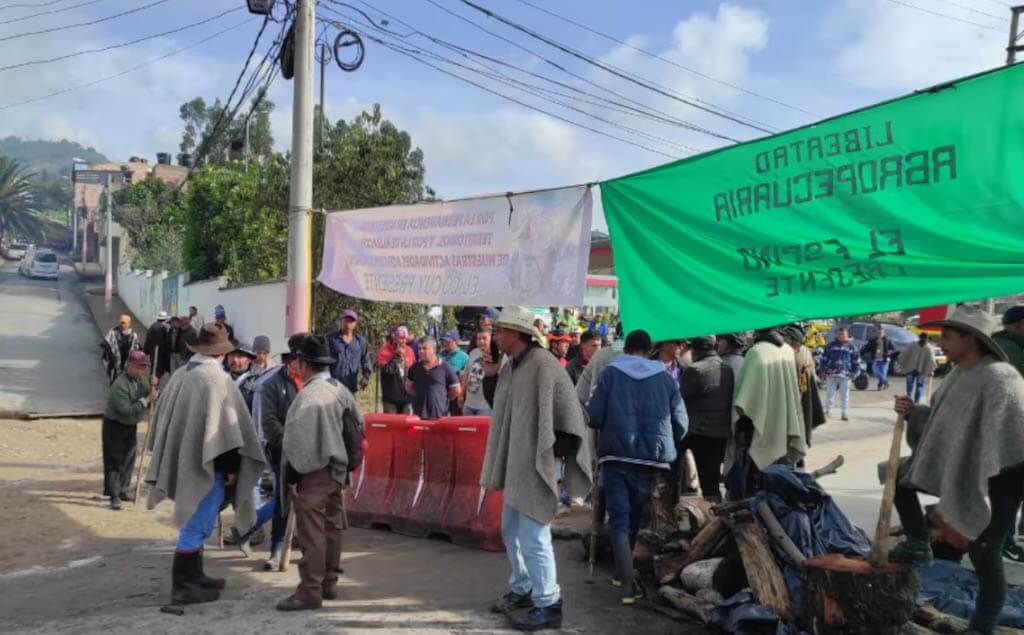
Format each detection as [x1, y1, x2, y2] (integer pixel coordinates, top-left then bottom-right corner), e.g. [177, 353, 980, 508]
[495, 306, 548, 349]
[923, 304, 1008, 363]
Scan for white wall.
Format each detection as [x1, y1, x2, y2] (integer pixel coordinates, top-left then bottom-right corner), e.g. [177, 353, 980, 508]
[116, 265, 289, 356]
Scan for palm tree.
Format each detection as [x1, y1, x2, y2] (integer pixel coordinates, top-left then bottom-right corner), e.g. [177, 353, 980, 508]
[0, 155, 45, 246]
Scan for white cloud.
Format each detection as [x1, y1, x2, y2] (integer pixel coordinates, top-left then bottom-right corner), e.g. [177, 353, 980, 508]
[836, 0, 1006, 90]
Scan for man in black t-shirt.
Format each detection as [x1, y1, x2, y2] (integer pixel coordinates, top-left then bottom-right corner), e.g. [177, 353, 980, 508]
[405, 337, 460, 419]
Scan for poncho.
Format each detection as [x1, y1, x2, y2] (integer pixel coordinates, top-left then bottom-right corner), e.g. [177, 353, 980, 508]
[898, 342, 938, 377]
[732, 340, 807, 470]
[282, 376, 360, 487]
[145, 358, 264, 532]
[900, 357, 1024, 540]
[481, 346, 594, 524]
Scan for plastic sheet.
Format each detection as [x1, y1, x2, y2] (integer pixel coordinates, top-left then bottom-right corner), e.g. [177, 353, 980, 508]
[918, 559, 1024, 628]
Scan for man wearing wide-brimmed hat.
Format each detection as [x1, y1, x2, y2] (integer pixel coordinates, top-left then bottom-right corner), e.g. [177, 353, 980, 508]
[144, 322, 265, 606]
[277, 335, 364, 611]
[889, 305, 1024, 635]
[102, 350, 155, 510]
[481, 306, 592, 631]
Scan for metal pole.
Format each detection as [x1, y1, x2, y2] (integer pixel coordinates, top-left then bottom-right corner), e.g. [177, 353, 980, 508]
[286, 0, 315, 336]
[70, 162, 77, 254]
[1009, 6, 1022, 65]
[80, 195, 88, 266]
[104, 173, 113, 302]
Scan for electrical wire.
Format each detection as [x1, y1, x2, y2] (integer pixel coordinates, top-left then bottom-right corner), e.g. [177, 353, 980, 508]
[455, 0, 776, 134]
[880, 0, 1004, 31]
[342, 0, 754, 143]
[321, 11, 710, 151]
[343, 0, 742, 137]
[317, 19, 681, 159]
[0, 0, 105, 25]
[0, 5, 244, 73]
[0, 18, 253, 110]
[511, 0, 816, 116]
[0, 0, 168, 43]
[928, 0, 1009, 21]
[0, 0, 70, 11]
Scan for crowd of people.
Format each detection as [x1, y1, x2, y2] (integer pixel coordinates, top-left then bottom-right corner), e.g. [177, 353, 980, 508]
[94, 299, 1024, 634]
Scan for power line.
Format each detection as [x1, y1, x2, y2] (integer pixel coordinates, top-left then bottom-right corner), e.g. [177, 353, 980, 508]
[322, 10, 709, 151]
[0, 18, 253, 111]
[0, 0, 168, 43]
[354, 0, 751, 143]
[455, 0, 776, 134]
[321, 20, 680, 159]
[511, 0, 816, 116]
[0, 0, 105, 25]
[928, 0, 1009, 21]
[0, 0, 72, 13]
[0, 5, 244, 73]
[881, 0, 1004, 32]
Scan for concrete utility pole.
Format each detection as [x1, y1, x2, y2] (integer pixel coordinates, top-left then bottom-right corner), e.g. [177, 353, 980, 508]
[104, 173, 113, 303]
[286, 0, 315, 336]
[80, 192, 87, 266]
[1008, 5, 1024, 65]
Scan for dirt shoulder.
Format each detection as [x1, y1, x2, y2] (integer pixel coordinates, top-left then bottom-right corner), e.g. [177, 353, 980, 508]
[0, 417, 705, 634]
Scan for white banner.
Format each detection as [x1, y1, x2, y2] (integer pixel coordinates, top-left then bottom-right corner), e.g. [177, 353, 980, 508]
[318, 185, 593, 306]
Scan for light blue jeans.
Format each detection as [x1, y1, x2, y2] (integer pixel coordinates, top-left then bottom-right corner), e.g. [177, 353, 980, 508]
[873, 359, 890, 388]
[176, 472, 225, 552]
[825, 375, 850, 415]
[501, 503, 560, 608]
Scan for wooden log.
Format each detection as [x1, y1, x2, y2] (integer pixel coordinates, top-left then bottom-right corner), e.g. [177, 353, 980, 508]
[658, 586, 713, 623]
[756, 500, 807, 565]
[724, 516, 791, 620]
[683, 517, 730, 566]
[801, 553, 919, 635]
[913, 604, 1024, 635]
[675, 496, 716, 535]
[653, 551, 690, 584]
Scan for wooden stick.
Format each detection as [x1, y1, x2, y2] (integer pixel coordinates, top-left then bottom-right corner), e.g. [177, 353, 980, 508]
[810, 454, 845, 479]
[279, 503, 297, 572]
[216, 514, 224, 548]
[132, 345, 159, 504]
[756, 500, 806, 566]
[925, 375, 934, 405]
[870, 414, 906, 567]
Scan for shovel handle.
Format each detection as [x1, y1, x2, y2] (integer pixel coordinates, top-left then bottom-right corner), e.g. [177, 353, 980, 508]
[870, 414, 905, 567]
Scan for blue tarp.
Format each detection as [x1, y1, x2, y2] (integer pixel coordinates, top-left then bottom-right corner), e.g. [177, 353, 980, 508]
[919, 559, 1024, 628]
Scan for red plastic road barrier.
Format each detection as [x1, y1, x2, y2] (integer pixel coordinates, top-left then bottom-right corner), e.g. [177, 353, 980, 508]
[345, 414, 416, 529]
[379, 420, 435, 537]
[407, 420, 456, 537]
[441, 417, 504, 552]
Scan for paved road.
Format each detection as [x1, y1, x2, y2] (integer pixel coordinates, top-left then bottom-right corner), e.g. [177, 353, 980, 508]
[0, 258, 108, 416]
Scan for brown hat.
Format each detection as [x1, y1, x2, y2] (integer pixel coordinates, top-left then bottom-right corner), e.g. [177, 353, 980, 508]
[188, 323, 235, 356]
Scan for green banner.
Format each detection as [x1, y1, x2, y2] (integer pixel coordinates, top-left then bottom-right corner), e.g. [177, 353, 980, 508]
[601, 64, 1024, 341]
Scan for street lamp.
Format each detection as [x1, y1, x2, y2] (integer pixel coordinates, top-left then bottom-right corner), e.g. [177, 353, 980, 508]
[246, 0, 275, 15]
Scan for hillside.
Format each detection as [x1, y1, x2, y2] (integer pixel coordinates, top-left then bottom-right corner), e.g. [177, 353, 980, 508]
[0, 136, 108, 180]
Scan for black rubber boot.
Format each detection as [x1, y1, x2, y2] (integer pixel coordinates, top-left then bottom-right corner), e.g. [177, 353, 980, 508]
[611, 533, 637, 605]
[171, 551, 220, 605]
[195, 548, 226, 590]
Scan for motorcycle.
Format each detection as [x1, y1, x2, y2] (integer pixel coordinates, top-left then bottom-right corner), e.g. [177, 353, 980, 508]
[852, 359, 870, 390]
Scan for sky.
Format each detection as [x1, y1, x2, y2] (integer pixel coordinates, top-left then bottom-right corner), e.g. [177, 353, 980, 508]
[0, 0, 1015, 228]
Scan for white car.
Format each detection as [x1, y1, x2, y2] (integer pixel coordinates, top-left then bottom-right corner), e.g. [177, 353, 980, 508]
[19, 247, 59, 280]
[2, 242, 29, 260]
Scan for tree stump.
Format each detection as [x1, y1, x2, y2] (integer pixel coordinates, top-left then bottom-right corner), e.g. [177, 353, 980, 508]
[801, 554, 919, 635]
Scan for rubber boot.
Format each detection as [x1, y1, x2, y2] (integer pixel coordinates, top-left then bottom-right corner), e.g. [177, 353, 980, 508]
[171, 551, 220, 605]
[611, 533, 639, 605]
[195, 548, 226, 590]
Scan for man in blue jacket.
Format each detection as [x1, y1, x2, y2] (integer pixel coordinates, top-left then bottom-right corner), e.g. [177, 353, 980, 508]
[586, 329, 688, 606]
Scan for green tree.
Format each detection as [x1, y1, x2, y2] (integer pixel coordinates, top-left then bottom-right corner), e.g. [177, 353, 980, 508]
[112, 177, 185, 273]
[178, 93, 275, 163]
[0, 155, 48, 244]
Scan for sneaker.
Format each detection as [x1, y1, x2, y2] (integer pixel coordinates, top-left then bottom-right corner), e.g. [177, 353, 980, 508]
[491, 590, 533, 615]
[610, 577, 623, 588]
[1003, 542, 1024, 563]
[890, 539, 934, 567]
[841, 413, 850, 421]
[510, 601, 563, 631]
[621, 579, 647, 606]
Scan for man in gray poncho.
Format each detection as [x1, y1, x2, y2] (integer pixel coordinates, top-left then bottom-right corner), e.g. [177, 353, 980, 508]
[145, 323, 265, 606]
[480, 306, 593, 632]
[890, 306, 1024, 635]
[277, 335, 364, 611]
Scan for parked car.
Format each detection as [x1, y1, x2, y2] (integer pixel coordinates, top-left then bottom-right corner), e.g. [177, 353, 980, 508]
[19, 246, 59, 280]
[825, 321, 919, 376]
[2, 241, 29, 260]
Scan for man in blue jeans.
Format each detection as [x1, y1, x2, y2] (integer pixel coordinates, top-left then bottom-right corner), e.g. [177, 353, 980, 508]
[480, 306, 593, 631]
[586, 329, 688, 606]
[145, 323, 265, 605]
[897, 333, 937, 404]
[821, 328, 860, 421]
[861, 324, 894, 390]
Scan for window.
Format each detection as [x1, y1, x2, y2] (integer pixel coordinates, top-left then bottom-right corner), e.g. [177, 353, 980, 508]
[35, 252, 57, 263]
[850, 325, 867, 340]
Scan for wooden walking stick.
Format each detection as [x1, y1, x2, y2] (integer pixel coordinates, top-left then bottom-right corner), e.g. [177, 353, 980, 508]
[870, 413, 906, 567]
[133, 346, 159, 504]
[279, 502, 297, 572]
